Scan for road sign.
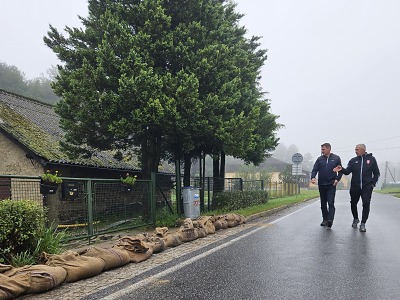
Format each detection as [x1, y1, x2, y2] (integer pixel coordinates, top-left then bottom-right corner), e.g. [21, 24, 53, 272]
[292, 153, 303, 164]
[292, 164, 303, 175]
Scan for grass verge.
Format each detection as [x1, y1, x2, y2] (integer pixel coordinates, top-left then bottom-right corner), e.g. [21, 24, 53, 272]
[206, 189, 320, 218]
[375, 188, 400, 198]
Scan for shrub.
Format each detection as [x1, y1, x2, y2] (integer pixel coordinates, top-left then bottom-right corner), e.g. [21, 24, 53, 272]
[212, 190, 269, 210]
[0, 199, 66, 266]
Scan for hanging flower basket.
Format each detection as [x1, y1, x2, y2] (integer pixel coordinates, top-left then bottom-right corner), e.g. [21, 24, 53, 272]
[120, 173, 137, 193]
[40, 182, 59, 194]
[40, 170, 62, 195]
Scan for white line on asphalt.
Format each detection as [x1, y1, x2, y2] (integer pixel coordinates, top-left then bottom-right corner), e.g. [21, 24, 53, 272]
[100, 200, 317, 299]
[269, 200, 318, 224]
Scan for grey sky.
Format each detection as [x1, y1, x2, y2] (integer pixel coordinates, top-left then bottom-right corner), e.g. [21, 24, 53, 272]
[1, 0, 400, 172]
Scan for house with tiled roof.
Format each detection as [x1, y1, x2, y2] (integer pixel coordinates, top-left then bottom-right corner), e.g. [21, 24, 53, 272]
[0, 88, 141, 180]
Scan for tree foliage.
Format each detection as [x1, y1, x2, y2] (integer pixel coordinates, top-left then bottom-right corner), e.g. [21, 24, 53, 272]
[0, 61, 60, 104]
[44, 0, 281, 177]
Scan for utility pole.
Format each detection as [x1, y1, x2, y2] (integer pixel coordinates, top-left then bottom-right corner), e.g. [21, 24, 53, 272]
[384, 161, 388, 184]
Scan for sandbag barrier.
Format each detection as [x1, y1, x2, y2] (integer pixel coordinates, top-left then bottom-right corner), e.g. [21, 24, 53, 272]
[0, 213, 246, 300]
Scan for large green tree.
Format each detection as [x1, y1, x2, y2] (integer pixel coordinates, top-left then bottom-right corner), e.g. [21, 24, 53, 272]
[44, 0, 280, 179]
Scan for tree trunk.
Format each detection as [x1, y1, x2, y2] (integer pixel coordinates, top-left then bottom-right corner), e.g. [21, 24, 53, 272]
[213, 153, 223, 193]
[183, 153, 192, 187]
[220, 150, 226, 179]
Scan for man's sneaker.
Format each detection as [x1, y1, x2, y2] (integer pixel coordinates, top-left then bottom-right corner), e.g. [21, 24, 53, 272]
[359, 223, 366, 232]
[352, 219, 360, 228]
[326, 220, 333, 229]
[320, 220, 328, 226]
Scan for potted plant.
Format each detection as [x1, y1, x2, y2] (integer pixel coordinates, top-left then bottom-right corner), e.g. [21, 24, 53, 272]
[40, 170, 63, 194]
[120, 173, 137, 193]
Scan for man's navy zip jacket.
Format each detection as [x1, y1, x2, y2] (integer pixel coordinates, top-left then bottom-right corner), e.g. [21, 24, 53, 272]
[311, 153, 342, 185]
[340, 153, 380, 188]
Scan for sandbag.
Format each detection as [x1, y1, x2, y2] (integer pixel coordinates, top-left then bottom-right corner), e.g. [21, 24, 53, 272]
[192, 220, 207, 238]
[162, 232, 183, 248]
[213, 218, 228, 230]
[0, 273, 31, 300]
[178, 228, 199, 242]
[154, 227, 169, 237]
[81, 247, 130, 271]
[5, 264, 67, 294]
[142, 237, 166, 254]
[112, 237, 153, 263]
[44, 251, 105, 283]
[178, 218, 199, 242]
[195, 227, 207, 238]
[0, 264, 12, 274]
[197, 216, 216, 234]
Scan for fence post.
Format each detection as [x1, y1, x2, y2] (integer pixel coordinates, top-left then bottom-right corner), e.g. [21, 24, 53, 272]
[87, 179, 94, 237]
[207, 177, 211, 211]
[150, 172, 156, 225]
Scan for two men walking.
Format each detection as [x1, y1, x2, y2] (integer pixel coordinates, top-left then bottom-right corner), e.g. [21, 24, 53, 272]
[312, 143, 380, 232]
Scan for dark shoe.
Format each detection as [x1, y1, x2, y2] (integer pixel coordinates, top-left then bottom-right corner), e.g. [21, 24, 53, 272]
[326, 220, 333, 229]
[359, 223, 366, 232]
[320, 220, 328, 226]
[352, 218, 360, 228]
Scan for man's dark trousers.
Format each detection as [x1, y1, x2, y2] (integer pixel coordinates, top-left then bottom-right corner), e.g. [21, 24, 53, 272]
[319, 184, 337, 222]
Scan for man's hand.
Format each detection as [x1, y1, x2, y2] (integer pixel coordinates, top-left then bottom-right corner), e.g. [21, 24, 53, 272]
[333, 165, 342, 172]
[311, 178, 317, 184]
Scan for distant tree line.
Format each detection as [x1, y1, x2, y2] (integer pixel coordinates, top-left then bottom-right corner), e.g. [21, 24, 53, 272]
[0, 61, 60, 105]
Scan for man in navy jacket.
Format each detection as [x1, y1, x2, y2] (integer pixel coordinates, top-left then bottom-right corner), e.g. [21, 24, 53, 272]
[333, 144, 380, 232]
[311, 143, 343, 229]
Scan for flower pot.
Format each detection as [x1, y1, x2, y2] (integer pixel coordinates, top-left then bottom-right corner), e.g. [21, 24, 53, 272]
[40, 183, 59, 194]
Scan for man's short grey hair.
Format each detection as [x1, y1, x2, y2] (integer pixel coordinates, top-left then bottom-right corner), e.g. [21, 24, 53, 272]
[356, 144, 366, 150]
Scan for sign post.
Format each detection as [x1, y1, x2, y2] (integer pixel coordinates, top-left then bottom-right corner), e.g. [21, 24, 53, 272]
[291, 153, 303, 194]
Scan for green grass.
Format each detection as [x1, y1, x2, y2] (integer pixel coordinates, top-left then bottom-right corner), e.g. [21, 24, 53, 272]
[375, 187, 400, 198]
[206, 189, 320, 218]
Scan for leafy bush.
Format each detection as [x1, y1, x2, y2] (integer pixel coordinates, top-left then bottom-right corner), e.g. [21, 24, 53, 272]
[0, 199, 65, 266]
[212, 190, 269, 210]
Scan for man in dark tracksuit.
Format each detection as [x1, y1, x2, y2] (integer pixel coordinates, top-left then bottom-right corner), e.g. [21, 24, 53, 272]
[311, 143, 342, 229]
[334, 144, 380, 232]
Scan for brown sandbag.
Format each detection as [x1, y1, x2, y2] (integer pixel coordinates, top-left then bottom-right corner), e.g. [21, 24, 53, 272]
[154, 227, 169, 237]
[112, 237, 153, 263]
[44, 251, 105, 283]
[81, 247, 130, 271]
[213, 218, 228, 230]
[142, 237, 166, 254]
[0, 273, 31, 300]
[178, 228, 199, 242]
[162, 232, 183, 248]
[195, 227, 207, 238]
[235, 213, 246, 224]
[192, 220, 207, 238]
[0, 264, 12, 274]
[4, 264, 67, 294]
[197, 216, 216, 234]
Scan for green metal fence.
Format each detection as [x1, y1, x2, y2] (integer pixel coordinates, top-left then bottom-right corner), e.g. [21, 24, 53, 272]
[0, 174, 156, 241]
[0, 173, 300, 240]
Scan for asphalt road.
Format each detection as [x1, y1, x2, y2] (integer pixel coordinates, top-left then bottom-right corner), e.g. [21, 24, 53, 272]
[87, 190, 400, 300]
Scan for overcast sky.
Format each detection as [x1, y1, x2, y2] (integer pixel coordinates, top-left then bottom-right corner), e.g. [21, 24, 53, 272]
[1, 0, 400, 175]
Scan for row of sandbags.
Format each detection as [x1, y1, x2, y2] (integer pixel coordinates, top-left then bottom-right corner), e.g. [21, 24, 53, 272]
[0, 213, 246, 300]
